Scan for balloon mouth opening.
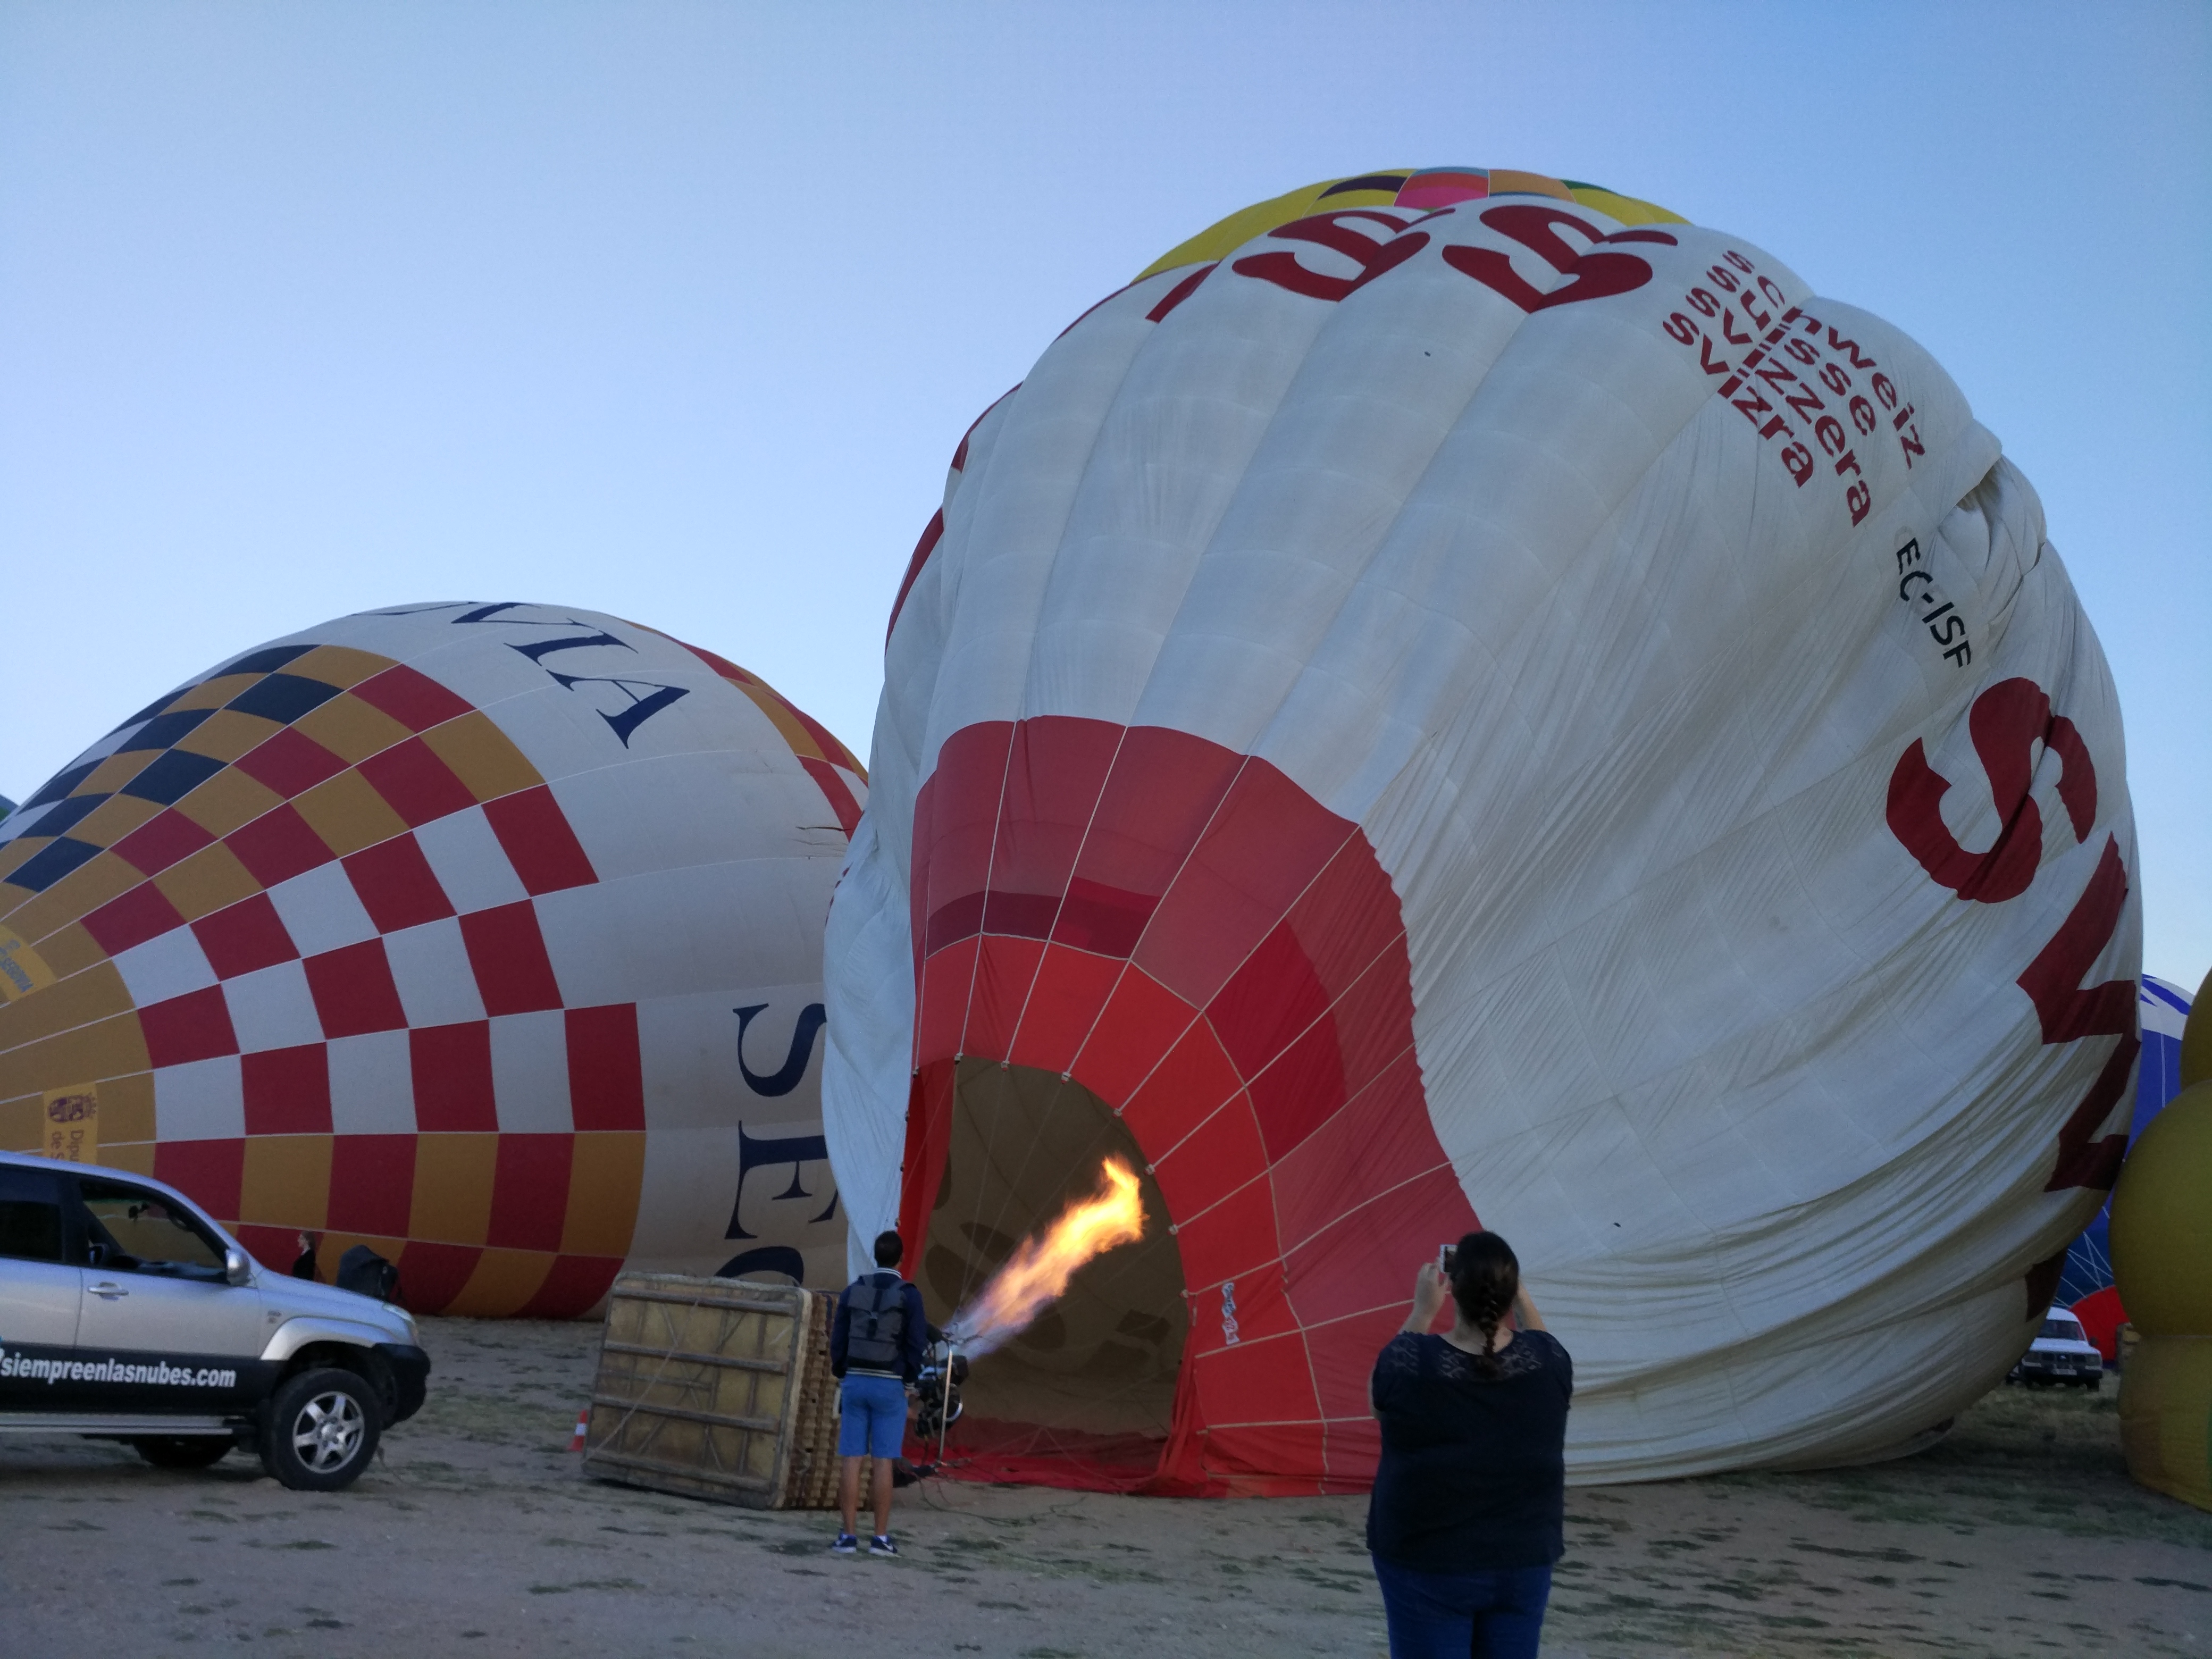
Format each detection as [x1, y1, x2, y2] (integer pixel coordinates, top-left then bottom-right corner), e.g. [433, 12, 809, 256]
[917, 1058, 1189, 1471]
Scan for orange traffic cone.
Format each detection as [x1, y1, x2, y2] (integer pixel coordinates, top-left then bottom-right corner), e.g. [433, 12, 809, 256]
[568, 1408, 590, 1453]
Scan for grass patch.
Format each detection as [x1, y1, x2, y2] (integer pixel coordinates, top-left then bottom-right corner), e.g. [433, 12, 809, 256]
[1700, 1383, 2212, 1548]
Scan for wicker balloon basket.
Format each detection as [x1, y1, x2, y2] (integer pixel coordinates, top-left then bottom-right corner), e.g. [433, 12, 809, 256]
[580, 1274, 861, 1509]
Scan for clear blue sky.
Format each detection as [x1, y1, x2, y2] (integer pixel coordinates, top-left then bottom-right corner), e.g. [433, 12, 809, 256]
[1, 2, 2204, 988]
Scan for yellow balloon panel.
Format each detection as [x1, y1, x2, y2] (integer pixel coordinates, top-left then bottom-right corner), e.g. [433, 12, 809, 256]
[2181, 966, 2212, 1089]
[2121, 1333, 2212, 1511]
[2111, 1082, 2212, 1336]
[1133, 165, 1685, 281]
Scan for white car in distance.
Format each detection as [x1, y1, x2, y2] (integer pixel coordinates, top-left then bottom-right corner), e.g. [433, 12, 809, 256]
[2010, 1305, 2105, 1390]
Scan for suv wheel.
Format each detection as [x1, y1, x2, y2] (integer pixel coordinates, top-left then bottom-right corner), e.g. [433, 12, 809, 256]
[260, 1367, 381, 1492]
[132, 1436, 234, 1470]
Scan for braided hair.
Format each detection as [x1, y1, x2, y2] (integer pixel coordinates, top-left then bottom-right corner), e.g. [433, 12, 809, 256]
[1447, 1231, 1520, 1379]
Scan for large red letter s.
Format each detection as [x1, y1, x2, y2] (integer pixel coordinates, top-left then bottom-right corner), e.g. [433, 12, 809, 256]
[1440, 204, 1672, 312]
[1231, 211, 1430, 303]
[1885, 677, 2096, 904]
[1887, 677, 2133, 1191]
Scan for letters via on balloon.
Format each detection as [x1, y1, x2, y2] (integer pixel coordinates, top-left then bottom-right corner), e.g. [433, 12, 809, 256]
[377, 601, 694, 748]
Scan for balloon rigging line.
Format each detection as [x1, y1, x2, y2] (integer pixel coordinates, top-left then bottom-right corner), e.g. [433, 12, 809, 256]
[1052, 810, 1369, 1132]
[921, 587, 1418, 1475]
[1129, 921, 1413, 1174]
[949, 716, 1026, 1065]
[960, 815, 1395, 1337]
[1151, 1021, 1428, 1245]
[1030, 750, 1268, 1083]
[998, 721, 1135, 1051]
[952, 739, 1285, 1287]
[940, 770, 1396, 1463]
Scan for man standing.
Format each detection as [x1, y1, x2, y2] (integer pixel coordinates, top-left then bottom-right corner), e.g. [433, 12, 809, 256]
[830, 1229, 927, 1556]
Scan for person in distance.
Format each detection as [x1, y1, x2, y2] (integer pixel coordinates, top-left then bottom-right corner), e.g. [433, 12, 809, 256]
[1367, 1231, 1572, 1659]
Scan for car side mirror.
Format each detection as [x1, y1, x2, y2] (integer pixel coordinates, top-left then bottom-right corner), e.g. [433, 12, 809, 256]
[224, 1248, 251, 1287]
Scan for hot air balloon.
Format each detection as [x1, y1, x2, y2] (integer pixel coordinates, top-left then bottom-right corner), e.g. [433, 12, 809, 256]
[0, 603, 865, 1314]
[2060, 974, 2193, 1358]
[2113, 980, 2212, 1511]
[823, 167, 2140, 1491]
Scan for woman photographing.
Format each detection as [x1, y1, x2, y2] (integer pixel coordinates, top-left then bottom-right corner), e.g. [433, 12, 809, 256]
[1367, 1230, 1572, 1659]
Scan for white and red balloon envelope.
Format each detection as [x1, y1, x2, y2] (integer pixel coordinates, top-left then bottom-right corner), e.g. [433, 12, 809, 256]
[823, 167, 2141, 1490]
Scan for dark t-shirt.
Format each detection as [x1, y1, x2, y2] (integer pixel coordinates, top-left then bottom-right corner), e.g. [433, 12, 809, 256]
[1365, 1328, 1573, 1572]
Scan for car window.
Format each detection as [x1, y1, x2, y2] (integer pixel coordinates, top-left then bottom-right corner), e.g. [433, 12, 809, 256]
[0, 1200, 65, 1263]
[78, 1178, 225, 1277]
[0, 1167, 66, 1263]
[2039, 1318, 2085, 1342]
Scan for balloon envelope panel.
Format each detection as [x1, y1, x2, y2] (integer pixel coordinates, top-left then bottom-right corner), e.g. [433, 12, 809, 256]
[825, 166, 2141, 1489]
[2112, 1083, 2212, 1337]
[2060, 975, 2193, 1355]
[0, 604, 865, 1314]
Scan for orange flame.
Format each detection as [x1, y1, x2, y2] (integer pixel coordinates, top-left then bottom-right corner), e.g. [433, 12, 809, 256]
[950, 1158, 1146, 1356]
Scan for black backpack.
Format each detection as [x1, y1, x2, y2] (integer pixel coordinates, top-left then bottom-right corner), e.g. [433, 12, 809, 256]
[337, 1244, 401, 1304]
[845, 1273, 907, 1370]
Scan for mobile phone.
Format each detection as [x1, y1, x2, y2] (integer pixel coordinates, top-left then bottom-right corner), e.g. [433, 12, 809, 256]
[1438, 1243, 1456, 1275]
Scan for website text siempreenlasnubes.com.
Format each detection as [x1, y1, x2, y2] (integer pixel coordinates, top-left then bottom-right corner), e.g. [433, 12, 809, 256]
[1, 1345, 237, 1388]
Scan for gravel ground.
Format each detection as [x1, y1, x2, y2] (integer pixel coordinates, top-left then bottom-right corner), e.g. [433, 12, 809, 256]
[3, 1316, 2208, 1657]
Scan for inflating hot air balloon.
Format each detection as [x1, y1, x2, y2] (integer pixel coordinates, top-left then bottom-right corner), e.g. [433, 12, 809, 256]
[2113, 976, 2212, 1510]
[822, 166, 2141, 1490]
[2060, 974, 2193, 1358]
[0, 604, 865, 1314]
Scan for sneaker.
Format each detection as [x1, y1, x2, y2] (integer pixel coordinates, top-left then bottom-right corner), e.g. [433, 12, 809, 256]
[869, 1534, 899, 1557]
[831, 1533, 859, 1555]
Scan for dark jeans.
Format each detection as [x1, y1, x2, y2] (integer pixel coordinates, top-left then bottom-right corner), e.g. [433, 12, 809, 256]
[1370, 1556, 1552, 1659]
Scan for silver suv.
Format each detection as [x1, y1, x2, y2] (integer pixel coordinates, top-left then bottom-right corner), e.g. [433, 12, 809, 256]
[0, 1150, 429, 1488]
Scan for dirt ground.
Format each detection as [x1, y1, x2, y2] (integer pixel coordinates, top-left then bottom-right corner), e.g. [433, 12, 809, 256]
[3, 1317, 2209, 1658]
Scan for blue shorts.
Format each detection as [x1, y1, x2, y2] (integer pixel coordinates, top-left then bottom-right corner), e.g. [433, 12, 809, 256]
[837, 1372, 908, 1459]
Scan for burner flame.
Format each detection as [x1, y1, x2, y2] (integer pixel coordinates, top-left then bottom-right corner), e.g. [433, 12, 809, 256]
[949, 1157, 1146, 1357]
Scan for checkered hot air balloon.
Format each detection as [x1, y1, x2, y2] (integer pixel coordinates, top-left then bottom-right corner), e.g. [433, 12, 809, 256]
[0, 603, 865, 1314]
[822, 167, 2140, 1492]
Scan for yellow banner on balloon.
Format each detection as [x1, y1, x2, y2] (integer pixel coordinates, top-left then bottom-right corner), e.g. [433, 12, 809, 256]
[0, 926, 56, 1003]
[42, 1085, 98, 1164]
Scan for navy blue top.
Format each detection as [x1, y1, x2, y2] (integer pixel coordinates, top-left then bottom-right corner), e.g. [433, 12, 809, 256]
[830, 1271, 928, 1384]
[1366, 1329, 1573, 1572]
